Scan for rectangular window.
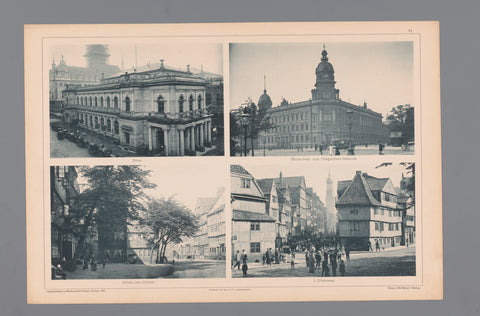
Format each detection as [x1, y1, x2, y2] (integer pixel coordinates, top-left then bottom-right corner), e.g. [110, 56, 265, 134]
[380, 222, 384, 231]
[250, 242, 261, 253]
[375, 222, 379, 231]
[374, 208, 379, 215]
[350, 222, 359, 232]
[250, 222, 260, 231]
[241, 178, 251, 189]
[350, 207, 358, 215]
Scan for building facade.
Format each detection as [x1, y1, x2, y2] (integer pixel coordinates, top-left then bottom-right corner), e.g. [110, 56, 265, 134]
[50, 45, 121, 112]
[50, 166, 82, 264]
[62, 61, 215, 156]
[231, 165, 276, 262]
[336, 171, 403, 251]
[258, 48, 386, 150]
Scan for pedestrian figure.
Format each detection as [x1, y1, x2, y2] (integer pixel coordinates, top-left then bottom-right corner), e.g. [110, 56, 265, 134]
[345, 247, 350, 262]
[83, 257, 88, 270]
[375, 240, 380, 252]
[266, 250, 271, 265]
[233, 250, 241, 270]
[315, 251, 322, 269]
[305, 251, 309, 267]
[274, 248, 279, 264]
[315, 144, 318, 151]
[102, 257, 107, 269]
[322, 259, 329, 277]
[262, 253, 266, 265]
[242, 251, 248, 277]
[329, 145, 334, 155]
[335, 146, 341, 155]
[378, 143, 384, 155]
[368, 241, 373, 252]
[339, 260, 346, 276]
[319, 144, 323, 155]
[290, 252, 296, 269]
[331, 257, 337, 276]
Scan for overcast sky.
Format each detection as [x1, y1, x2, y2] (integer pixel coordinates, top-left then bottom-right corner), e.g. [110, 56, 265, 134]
[48, 41, 223, 75]
[76, 164, 225, 211]
[239, 162, 413, 202]
[230, 42, 413, 118]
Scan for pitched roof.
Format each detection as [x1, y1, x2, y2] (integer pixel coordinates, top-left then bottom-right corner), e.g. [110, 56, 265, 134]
[232, 210, 275, 222]
[336, 171, 381, 206]
[363, 174, 389, 191]
[230, 165, 252, 177]
[337, 180, 352, 197]
[194, 197, 217, 215]
[256, 179, 274, 196]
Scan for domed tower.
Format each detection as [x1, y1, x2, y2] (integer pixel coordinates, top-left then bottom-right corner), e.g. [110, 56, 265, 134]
[258, 75, 273, 109]
[311, 46, 339, 101]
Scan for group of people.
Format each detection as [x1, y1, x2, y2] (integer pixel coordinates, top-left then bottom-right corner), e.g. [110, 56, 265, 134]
[304, 246, 351, 277]
[232, 250, 249, 277]
[262, 248, 281, 265]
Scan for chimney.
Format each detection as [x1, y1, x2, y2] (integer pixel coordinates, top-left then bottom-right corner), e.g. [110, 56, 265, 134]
[160, 59, 164, 68]
[186, 64, 191, 73]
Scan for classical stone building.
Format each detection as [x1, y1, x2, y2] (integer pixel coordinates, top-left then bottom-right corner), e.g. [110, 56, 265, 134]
[62, 61, 215, 156]
[336, 171, 403, 250]
[258, 47, 386, 150]
[50, 45, 121, 112]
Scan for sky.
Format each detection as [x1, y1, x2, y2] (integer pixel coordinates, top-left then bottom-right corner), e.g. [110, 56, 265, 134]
[239, 161, 413, 202]
[76, 164, 225, 211]
[48, 41, 223, 75]
[230, 42, 414, 119]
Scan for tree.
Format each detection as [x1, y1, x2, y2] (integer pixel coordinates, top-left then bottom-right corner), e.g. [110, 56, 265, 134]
[140, 196, 200, 264]
[69, 166, 156, 263]
[233, 98, 276, 156]
[385, 104, 414, 144]
[375, 162, 415, 206]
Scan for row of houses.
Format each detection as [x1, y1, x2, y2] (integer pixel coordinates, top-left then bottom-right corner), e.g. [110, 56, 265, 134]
[230, 165, 328, 262]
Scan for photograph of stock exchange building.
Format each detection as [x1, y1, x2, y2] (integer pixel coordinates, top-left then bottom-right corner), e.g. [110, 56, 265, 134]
[49, 43, 224, 158]
[229, 42, 414, 157]
[230, 163, 415, 278]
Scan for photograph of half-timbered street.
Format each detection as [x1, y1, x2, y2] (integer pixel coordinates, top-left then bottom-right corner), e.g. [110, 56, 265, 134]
[50, 164, 226, 280]
[49, 42, 224, 157]
[229, 42, 414, 156]
[230, 162, 415, 278]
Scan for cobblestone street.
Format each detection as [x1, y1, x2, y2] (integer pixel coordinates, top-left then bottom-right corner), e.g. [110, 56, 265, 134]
[232, 246, 415, 278]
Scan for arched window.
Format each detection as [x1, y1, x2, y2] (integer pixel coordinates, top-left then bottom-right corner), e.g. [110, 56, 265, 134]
[77, 96, 79, 104]
[100, 96, 104, 107]
[188, 94, 194, 111]
[178, 95, 184, 113]
[94, 117, 99, 129]
[114, 120, 119, 134]
[157, 95, 165, 113]
[106, 96, 111, 108]
[107, 119, 111, 132]
[113, 96, 118, 109]
[95, 96, 98, 107]
[197, 94, 202, 109]
[89, 96, 92, 106]
[100, 117, 105, 127]
[125, 96, 131, 112]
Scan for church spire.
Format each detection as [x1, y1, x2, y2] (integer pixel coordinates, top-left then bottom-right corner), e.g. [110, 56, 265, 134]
[321, 45, 328, 62]
[263, 75, 267, 92]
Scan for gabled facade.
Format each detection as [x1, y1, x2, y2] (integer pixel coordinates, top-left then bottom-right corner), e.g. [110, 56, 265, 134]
[231, 165, 275, 262]
[336, 171, 403, 250]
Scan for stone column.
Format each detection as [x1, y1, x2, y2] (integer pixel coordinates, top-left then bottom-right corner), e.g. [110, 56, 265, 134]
[207, 121, 212, 143]
[179, 128, 185, 156]
[200, 123, 204, 146]
[190, 126, 195, 151]
[164, 128, 169, 156]
[148, 126, 153, 151]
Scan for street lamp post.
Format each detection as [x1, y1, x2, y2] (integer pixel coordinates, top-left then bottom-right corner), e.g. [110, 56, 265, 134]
[240, 107, 250, 157]
[347, 110, 355, 155]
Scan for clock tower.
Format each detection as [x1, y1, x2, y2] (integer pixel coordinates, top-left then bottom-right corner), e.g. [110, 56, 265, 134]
[311, 46, 339, 101]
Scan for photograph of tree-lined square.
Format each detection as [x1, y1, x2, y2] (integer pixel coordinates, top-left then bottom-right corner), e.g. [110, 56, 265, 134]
[229, 42, 414, 156]
[230, 162, 415, 278]
[50, 164, 226, 280]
